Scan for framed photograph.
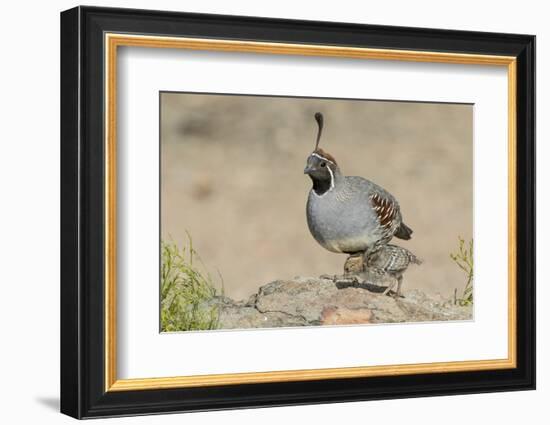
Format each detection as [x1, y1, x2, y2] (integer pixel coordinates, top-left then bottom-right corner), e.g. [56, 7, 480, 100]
[60, 6, 535, 419]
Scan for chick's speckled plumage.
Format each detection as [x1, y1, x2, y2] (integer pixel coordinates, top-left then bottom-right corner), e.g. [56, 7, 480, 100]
[366, 244, 422, 297]
[366, 244, 422, 276]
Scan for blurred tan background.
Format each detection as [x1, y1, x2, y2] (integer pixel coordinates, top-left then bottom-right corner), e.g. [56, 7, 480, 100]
[161, 92, 472, 300]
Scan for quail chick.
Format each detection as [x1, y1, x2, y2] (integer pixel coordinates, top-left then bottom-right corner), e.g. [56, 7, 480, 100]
[305, 112, 413, 257]
[366, 244, 422, 297]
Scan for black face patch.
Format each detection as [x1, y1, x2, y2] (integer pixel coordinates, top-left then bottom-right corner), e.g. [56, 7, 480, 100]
[305, 153, 335, 195]
[311, 174, 332, 196]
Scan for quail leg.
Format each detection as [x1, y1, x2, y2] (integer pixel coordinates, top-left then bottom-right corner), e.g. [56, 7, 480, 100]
[394, 276, 404, 298]
[382, 278, 397, 296]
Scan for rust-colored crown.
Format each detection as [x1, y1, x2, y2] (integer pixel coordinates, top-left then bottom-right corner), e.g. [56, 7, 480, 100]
[314, 148, 338, 165]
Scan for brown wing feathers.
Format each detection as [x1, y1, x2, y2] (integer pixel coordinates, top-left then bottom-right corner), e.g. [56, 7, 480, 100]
[370, 192, 397, 230]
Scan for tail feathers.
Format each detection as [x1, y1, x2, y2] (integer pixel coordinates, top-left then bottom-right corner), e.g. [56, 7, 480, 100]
[395, 222, 413, 240]
[409, 254, 423, 266]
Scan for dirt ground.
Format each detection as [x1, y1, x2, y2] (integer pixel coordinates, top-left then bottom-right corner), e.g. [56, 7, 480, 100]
[160, 92, 473, 300]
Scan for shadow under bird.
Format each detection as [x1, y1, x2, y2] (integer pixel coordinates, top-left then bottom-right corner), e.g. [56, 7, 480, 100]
[304, 112, 413, 258]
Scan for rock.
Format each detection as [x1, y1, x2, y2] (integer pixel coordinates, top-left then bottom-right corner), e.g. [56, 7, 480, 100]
[208, 276, 472, 330]
[219, 304, 307, 329]
[321, 306, 373, 325]
[255, 277, 337, 324]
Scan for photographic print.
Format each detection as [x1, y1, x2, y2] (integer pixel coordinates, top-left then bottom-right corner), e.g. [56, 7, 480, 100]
[61, 8, 535, 417]
[160, 92, 474, 332]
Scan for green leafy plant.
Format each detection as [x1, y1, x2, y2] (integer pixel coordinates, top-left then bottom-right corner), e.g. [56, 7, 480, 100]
[450, 237, 474, 306]
[161, 235, 223, 332]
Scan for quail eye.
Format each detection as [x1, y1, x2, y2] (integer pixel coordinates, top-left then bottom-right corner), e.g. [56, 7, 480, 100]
[321, 162, 326, 167]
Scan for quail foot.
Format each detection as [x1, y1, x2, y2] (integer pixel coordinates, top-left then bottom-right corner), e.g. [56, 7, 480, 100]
[366, 244, 422, 298]
[304, 112, 413, 261]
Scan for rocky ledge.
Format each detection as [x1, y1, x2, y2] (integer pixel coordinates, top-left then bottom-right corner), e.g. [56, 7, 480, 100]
[203, 276, 472, 330]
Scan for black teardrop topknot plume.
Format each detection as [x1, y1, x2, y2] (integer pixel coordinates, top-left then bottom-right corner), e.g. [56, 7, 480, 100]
[314, 112, 324, 150]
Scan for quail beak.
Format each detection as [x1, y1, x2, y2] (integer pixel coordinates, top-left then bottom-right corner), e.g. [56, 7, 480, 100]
[304, 165, 314, 175]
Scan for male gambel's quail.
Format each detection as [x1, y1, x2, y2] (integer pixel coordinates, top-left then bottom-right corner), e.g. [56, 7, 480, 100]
[304, 112, 413, 257]
[366, 244, 422, 297]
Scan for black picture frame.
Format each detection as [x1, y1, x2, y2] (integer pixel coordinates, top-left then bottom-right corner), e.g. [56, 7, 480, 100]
[61, 5, 535, 419]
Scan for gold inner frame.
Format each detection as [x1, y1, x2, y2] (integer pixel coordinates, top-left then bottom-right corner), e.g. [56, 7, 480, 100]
[104, 33, 517, 392]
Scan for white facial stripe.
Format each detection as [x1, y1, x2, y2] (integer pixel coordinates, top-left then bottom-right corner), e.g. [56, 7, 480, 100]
[310, 152, 335, 165]
[326, 165, 335, 190]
